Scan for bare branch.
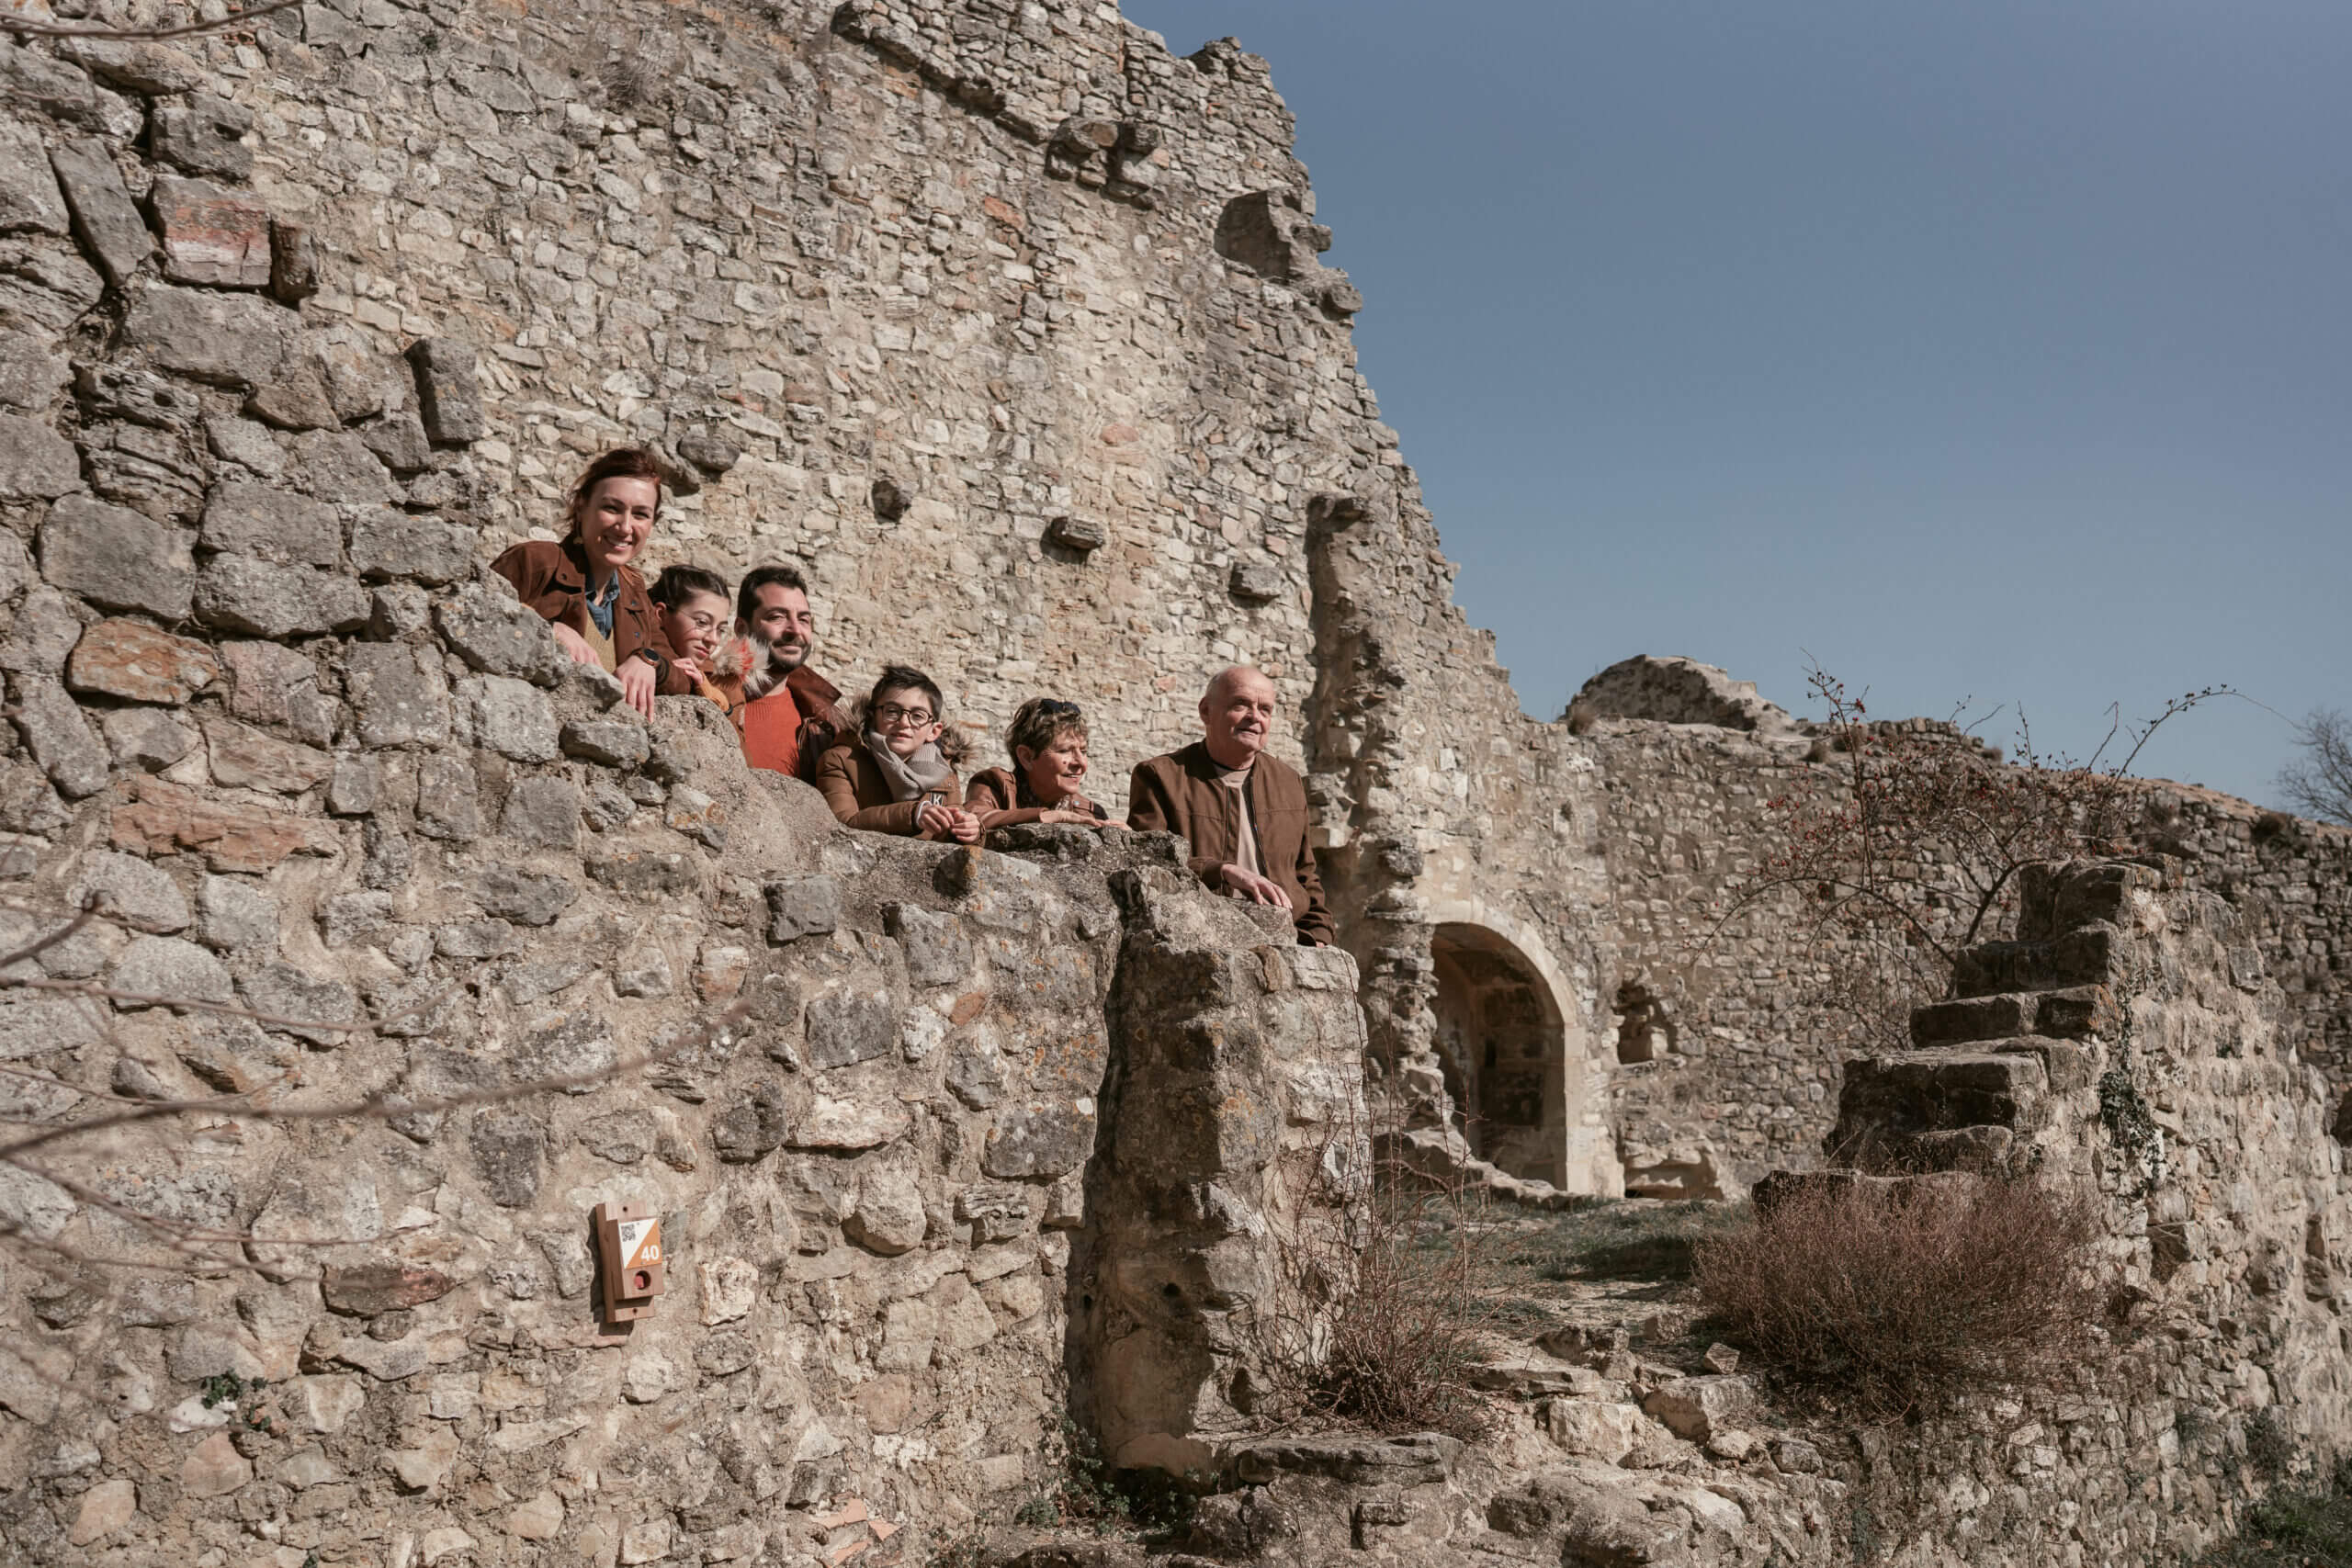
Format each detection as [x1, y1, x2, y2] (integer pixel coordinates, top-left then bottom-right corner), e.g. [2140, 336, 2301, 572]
[0, 972, 455, 1035]
[0, 996, 752, 1161]
[2277, 708, 2352, 828]
[0, 0, 303, 40]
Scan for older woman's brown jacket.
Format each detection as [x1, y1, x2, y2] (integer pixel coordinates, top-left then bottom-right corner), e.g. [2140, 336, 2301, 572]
[489, 538, 693, 695]
[814, 740, 964, 837]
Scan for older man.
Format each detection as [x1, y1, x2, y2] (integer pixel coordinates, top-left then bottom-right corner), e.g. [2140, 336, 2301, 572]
[730, 564, 848, 783]
[1127, 666, 1332, 946]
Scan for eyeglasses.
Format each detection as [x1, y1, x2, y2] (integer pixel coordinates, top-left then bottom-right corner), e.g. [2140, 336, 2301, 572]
[873, 703, 935, 727]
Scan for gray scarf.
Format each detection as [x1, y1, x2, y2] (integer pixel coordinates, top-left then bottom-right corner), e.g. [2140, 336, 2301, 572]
[863, 731, 953, 803]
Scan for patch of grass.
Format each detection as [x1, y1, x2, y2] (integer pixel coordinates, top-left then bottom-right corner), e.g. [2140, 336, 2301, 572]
[2200, 1461, 2352, 1566]
[1504, 1200, 1750, 1285]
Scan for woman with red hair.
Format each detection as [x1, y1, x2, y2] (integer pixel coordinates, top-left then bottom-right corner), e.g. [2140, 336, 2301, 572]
[490, 448, 695, 718]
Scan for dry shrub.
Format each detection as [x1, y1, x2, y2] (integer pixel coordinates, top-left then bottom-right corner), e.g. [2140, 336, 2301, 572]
[1694, 1176, 2100, 1415]
[1251, 1134, 1498, 1440]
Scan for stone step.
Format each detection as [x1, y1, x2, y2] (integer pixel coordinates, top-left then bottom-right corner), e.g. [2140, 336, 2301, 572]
[1950, 925, 2120, 998]
[1832, 1047, 2051, 1139]
[1910, 986, 2109, 1046]
[2017, 859, 2155, 942]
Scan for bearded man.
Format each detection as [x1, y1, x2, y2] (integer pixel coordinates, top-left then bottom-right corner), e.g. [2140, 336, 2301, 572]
[728, 564, 848, 782]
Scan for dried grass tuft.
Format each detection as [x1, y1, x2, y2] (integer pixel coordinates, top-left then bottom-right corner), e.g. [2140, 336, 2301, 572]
[1694, 1175, 2101, 1416]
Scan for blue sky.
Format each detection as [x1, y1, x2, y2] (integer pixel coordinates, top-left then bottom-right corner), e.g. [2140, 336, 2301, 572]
[1126, 1, 2352, 807]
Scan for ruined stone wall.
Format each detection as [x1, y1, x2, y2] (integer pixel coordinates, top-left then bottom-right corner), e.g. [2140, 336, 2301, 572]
[0, 7, 1382, 1560]
[119, 0, 1390, 800]
[1815, 860, 2352, 1565]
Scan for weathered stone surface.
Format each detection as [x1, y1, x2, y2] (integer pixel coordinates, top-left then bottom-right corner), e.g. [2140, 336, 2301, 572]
[243, 360, 338, 431]
[710, 1080, 788, 1163]
[10, 673, 110, 798]
[40, 495, 194, 618]
[103, 706, 200, 773]
[464, 675, 560, 763]
[790, 1095, 910, 1152]
[202, 715, 334, 794]
[887, 902, 972, 987]
[290, 429, 397, 506]
[112, 778, 340, 872]
[502, 775, 581, 849]
[194, 553, 369, 637]
[358, 411, 432, 473]
[344, 642, 451, 749]
[1046, 513, 1105, 552]
[112, 935, 232, 1005]
[1641, 1375, 1758, 1444]
[0, 412, 81, 501]
[204, 412, 284, 477]
[60, 37, 203, 96]
[805, 992, 895, 1070]
[69, 1475, 137, 1546]
[152, 94, 254, 180]
[322, 1262, 454, 1317]
[580, 1109, 658, 1164]
[845, 1162, 927, 1256]
[469, 1110, 543, 1207]
[148, 175, 271, 288]
[67, 618, 219, 704]
[474, 864, 577, 927]
[69, 850, 188, 934]
[241, 962, 358, 1046]
[0, 121, 69, 237]
[269, 218, 318, 304]
[982, 1101, 1094, 1179]
[0, 592, 75, 689]
[1228, 558, 1285, 604]
[198, 484, 334, 570]
[945, 1043, 1006, 1110]
[197, 875, 278, 953]
[765, 875, 839, 942]
[181, 1431, 253, 1500]
[407, 338, 486, 443]
[48, 137, 152, 288]
[349, 508, 473, 584]
[435, 586, 567, 687]
[560, 714, 650, 768]
[119, 284, 293, 388]
[956, 1182, 1032, 1243]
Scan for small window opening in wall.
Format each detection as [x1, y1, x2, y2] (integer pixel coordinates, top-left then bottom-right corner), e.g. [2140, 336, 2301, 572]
[1614, 981, 1676, 1065]
[1483, 1040, 1498, 1072]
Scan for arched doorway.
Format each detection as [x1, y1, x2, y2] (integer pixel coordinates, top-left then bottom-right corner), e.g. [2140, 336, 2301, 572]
[1429, 922, 1569, 1189]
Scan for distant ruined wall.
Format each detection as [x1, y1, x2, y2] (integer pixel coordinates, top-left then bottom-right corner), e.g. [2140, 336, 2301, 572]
[1813, 860, 2352, 1565]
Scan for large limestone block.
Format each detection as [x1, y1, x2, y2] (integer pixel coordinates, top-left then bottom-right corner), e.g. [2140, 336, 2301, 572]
[148, 175, 272, 288]
[194, 554, 369, 637]
[0, 412, 81, 501]
[67, 617, 220, 704]
[120, 284, 294, 388]
[39, 494, 196, 618]
[0, 121, 70, 237]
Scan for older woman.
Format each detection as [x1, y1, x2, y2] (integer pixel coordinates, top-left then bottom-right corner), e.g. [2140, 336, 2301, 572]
[490, 447, 694, 718]
[965, 696, 1109, 829]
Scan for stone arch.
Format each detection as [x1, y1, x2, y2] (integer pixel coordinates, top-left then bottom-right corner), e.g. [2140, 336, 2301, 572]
[1420, 900, 1614, 1193]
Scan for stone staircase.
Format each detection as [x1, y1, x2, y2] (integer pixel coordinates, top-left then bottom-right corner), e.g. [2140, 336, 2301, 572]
[1814, 862, 2143, 1180]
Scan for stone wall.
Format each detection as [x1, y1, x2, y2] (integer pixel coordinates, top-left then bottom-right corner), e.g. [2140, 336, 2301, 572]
[0, 7, 1381, 1560]
[83, 0, 1388, 801]
[1804, 859, 2352, 1564]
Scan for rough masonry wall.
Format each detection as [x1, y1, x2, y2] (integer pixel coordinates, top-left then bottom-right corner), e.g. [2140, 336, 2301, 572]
[0, 6, 1382, 1561]
[1812, 860, 2352, 1565]
[152, 0, 1397, 801]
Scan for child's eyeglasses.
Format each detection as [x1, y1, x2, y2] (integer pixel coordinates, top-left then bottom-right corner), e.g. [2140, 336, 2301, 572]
[874, 704, 935, 727]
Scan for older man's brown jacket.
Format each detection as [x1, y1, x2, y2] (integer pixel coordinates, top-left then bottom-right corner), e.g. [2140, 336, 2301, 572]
[1126, 742, 1332, 946]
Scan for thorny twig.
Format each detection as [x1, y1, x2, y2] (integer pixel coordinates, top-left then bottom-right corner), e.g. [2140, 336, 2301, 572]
[0, 0, 303, 40]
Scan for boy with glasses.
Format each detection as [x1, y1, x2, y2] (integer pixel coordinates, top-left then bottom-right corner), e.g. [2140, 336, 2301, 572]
[814, 666, 981, 842]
